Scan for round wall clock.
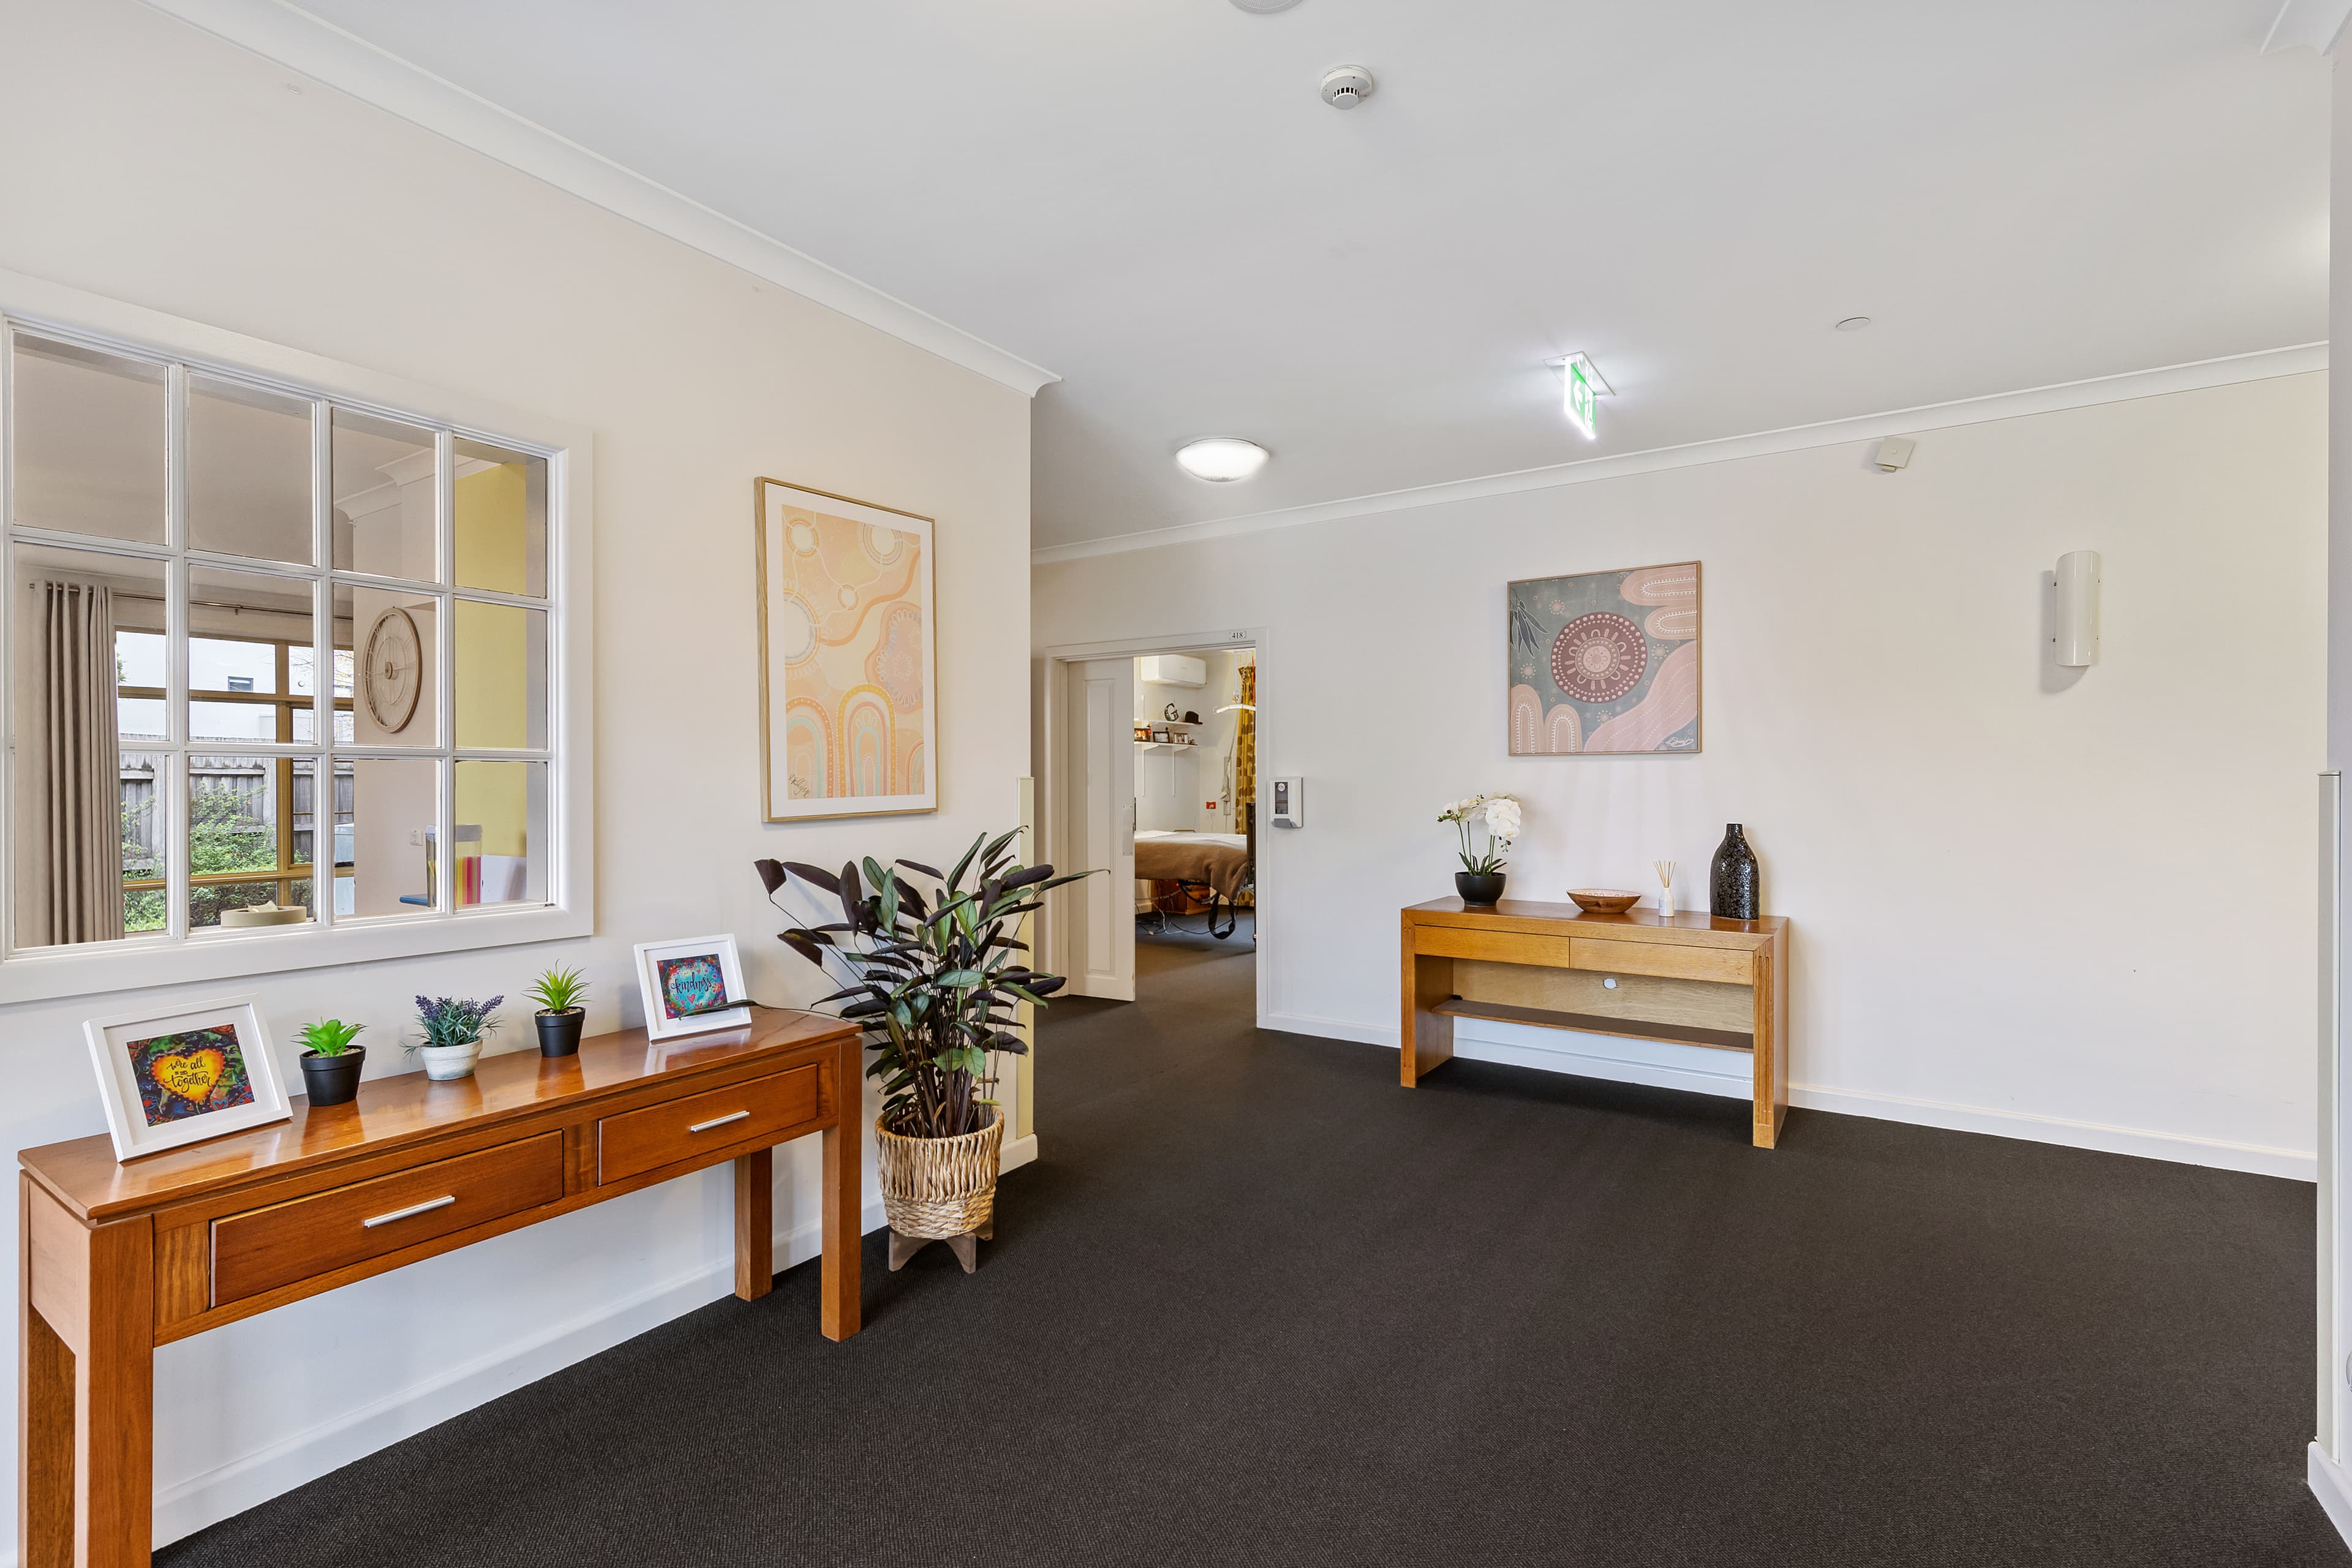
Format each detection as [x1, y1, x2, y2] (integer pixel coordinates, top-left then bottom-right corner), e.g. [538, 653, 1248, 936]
[363, 607, 423, 733]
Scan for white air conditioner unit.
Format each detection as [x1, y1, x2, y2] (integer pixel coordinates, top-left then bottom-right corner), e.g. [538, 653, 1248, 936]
[1139, 655, 1207, 688]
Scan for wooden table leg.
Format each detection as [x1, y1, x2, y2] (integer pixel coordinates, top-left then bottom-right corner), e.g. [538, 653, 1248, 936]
[820, 1033, 864, 1341]
[733, 1148, 773, 1302]
[1751, 939, 1789, 1149]
[1399, 917, 1455, 1087]
[22, 1177, 155, 1567]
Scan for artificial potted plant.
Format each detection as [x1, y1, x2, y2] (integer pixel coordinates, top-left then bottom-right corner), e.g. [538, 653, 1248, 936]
[529, 966, 587, 1057]
[757, 831, 1080, 1272]
[295, 1018, 367, 1107]
[1441, 792, 1521, 905]
[412, 995, 502, 1081]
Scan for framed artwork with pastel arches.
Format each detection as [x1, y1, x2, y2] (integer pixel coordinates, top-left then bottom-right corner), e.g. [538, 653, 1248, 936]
[755, 478, 938, 821]
[1506, 562, 1702, 755]
[83, 995, 291, 1161]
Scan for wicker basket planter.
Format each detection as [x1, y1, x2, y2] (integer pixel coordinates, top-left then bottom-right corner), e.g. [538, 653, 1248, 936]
[875, 1108, 1003, 1241]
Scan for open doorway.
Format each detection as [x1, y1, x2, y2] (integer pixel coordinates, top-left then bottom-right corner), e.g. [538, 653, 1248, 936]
[1130, 647, 1256, 999]
[1038, 628, 1267, 1020]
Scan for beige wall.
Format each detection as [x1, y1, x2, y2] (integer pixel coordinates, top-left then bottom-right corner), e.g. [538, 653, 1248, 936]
[1038, 372, 2326, 1175]
[0, 0, 1033, 1543]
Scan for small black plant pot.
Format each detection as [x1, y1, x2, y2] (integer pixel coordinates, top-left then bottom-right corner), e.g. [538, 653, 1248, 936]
[1455, 872, 1507, 906]
[537, 1009, 584, 1057]
[300, 1046, 366, 1107]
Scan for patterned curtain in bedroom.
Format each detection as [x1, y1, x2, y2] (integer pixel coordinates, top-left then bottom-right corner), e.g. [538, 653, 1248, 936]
[1234, 663, 1256, 812]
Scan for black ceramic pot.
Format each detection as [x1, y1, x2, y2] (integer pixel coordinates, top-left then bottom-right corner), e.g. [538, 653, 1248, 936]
[537, 1009, 584, 1057]
[1456, 872, 1507, 905]
[300, 1046, 366, 1107]
[1710, 824, 1760, 921]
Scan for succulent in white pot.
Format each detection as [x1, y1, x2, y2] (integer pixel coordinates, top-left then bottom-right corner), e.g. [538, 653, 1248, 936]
[411, 994, 502, 1081]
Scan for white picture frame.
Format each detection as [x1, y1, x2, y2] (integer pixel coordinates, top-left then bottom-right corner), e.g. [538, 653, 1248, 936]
[83, 995, 292, 1161]
[634, 934, 753, 1042]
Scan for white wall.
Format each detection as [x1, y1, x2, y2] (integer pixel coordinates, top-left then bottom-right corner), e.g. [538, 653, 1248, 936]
[0, 0, 1031, 1547]
[1037, 372, 2326, 1177]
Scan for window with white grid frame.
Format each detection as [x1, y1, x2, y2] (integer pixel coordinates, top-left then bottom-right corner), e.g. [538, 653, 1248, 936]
[4, 320, 560, 958]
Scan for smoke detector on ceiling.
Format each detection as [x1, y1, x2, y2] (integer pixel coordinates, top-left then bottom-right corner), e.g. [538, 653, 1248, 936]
[1321, 65, 1375, 109]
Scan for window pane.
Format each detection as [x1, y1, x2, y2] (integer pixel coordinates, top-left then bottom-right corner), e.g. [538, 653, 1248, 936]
[9, 336, 165, 544]
[12, 544, 166, 946]
[454, 600, 547, 749]
[340, 582, 437, 746]
[184, 567, 310, 744]
[454, 760, 546, 907]
[189, 376, 312, 565]
[345, 757, 435, 916]
[120, 750, 165, 935]
[187, 755, 310, 930]
[453, 440, 546, 597]
[331, 409, 436, 579]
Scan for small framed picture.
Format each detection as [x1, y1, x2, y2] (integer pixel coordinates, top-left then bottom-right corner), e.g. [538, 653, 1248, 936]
[633, 934, 753, 1042]
[83, 997, 291, 1161]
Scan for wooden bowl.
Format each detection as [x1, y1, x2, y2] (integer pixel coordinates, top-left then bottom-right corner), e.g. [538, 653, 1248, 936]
[1566, 888, 1642, 915]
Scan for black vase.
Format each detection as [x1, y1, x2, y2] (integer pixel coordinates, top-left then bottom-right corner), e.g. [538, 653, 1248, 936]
[299, 1046, 366, 1108]
[1709, 824, 1760, 921]
[1456, 871, 1507, 906]
[537, 1009, 584, 1057]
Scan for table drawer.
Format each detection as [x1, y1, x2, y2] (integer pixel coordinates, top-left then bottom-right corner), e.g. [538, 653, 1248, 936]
[1415, 925, 1576, 967]
[1568, 938, 1752, 986]
[598, 1064, 823, 1186]
[212, 1131, 565, 1306]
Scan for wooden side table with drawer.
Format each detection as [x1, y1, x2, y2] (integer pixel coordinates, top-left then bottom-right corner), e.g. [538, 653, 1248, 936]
[1401, 897, 1790, 1148]
[17, 1006, 864, 1568]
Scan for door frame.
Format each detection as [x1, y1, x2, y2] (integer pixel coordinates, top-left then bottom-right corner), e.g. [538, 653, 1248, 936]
[1036, 625, 1272, 1031]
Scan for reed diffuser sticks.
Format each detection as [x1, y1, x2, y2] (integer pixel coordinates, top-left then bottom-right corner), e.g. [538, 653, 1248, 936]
[1654, 860, 1676, 918]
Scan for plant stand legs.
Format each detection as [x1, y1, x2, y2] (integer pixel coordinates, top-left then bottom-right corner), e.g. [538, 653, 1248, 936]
[886, 1218, 993, 1275]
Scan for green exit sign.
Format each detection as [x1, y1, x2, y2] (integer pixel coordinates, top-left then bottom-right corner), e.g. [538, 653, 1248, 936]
[1564, 355, 1599, 440]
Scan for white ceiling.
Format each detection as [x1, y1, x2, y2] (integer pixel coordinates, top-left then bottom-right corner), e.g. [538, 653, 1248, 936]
[255, 1, 2326, 549]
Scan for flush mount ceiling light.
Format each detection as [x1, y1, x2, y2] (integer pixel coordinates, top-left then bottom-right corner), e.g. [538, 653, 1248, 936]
[1836, 315, 1872, 331]
[1175, 437, 1271, 483]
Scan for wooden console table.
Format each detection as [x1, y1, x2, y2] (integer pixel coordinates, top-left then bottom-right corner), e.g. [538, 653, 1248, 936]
[17, 1006, 862, 1568]
[1401, 898, 1790, 1147]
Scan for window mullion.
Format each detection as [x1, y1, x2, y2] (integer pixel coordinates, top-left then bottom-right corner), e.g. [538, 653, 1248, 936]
[164, 368, 189, 942]
[434, 429, 455, 914]
[312, 398, 335, 929]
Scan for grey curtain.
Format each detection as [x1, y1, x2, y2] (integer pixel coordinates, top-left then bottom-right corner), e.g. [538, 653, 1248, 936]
[18, 579, 121, 944]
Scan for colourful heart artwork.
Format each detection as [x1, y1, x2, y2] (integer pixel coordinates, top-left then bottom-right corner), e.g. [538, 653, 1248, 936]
[657, 955, 730, 1020]
[126, 1024, 255, 1126]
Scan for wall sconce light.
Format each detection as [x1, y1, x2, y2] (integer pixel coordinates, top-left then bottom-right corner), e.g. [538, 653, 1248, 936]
[2053, 550, 2101, 667]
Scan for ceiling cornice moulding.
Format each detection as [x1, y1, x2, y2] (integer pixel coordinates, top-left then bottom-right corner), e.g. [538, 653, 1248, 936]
[1032, 342, 2328, 566]
[2264, 0, 2352, 53]
[136, 0, 1062, 398]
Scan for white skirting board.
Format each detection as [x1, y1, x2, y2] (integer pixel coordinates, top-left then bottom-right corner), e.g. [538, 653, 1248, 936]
[1001, 1132, 1039, 1174]
[2310, 1442, 2352, 1551]
[1261, 1011, 2318, 1182]
[142, 1196, 886, 1552]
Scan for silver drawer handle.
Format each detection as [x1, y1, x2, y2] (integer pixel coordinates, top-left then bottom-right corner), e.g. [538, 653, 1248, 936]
[362, 1194, 456, 1229]
[688, 1109, 752, 1134]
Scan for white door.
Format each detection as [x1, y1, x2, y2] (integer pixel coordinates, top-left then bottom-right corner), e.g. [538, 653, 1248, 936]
[1065, 657, 1136, 1000]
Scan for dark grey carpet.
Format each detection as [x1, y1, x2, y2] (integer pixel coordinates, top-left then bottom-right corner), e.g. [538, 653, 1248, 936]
[160, 939, 2342, 1566]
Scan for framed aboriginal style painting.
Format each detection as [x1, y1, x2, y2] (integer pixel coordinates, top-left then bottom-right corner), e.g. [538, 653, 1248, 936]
[755, 478, 938, 821]
[83, 996, 290, 1161]
[1507, 561, 1702, 755]
[633, 933, 753, 1043]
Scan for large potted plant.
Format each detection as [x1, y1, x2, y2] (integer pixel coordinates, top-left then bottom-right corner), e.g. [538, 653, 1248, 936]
[757, 830, 1079, 1272]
